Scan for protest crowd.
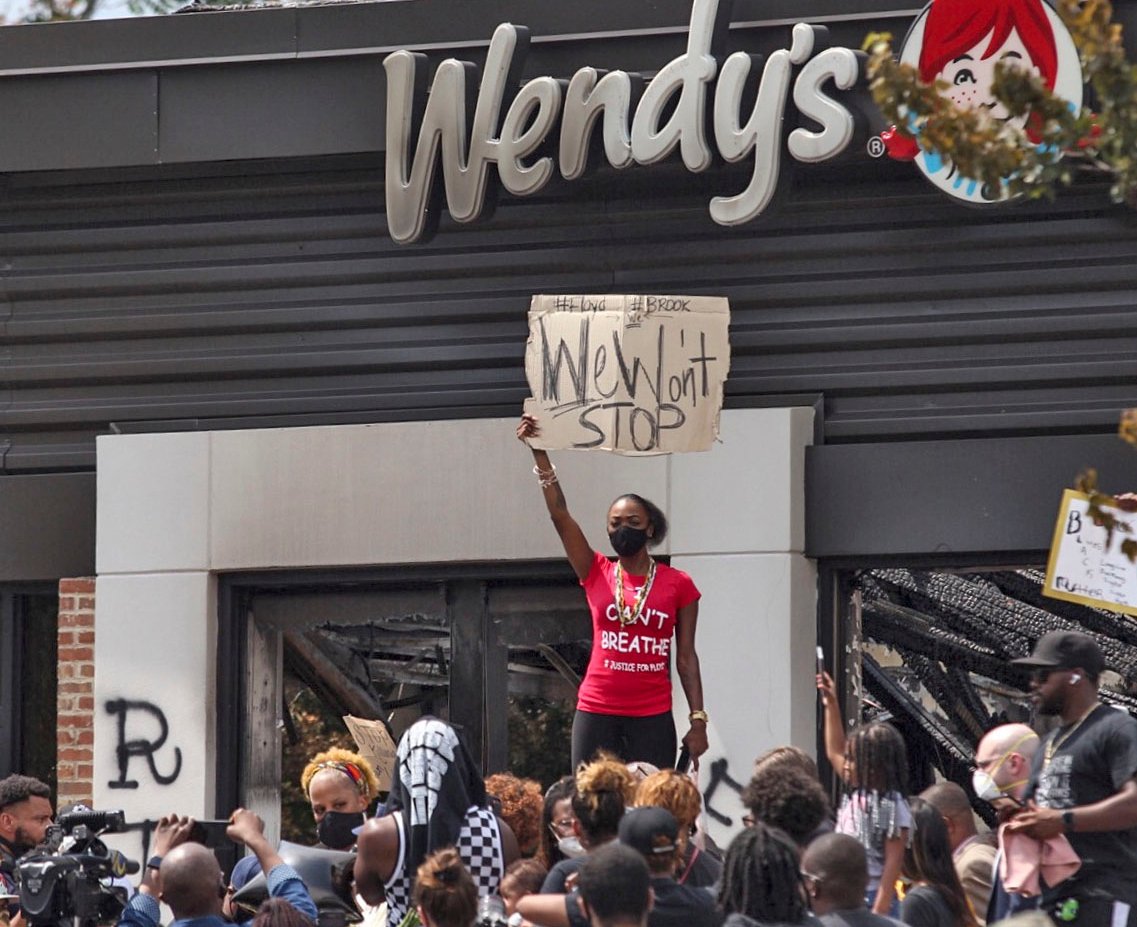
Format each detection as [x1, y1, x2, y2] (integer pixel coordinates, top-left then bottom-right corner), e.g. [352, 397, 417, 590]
[5, 624, 1137, 927]
[4, 419, 1137, 927]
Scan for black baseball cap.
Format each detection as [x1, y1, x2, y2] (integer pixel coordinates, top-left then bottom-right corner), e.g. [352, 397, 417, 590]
[619, 806, 679, 858]
[1011, 630, 1105, 676]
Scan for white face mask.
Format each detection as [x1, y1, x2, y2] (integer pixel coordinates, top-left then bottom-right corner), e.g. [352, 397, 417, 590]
[972, 733, 1036, 803]
[557, 836, 586, 859]
[971, 769, 1005, 802]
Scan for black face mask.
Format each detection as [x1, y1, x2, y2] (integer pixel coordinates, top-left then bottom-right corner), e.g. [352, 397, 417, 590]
[609, 525, 649, 557]
[317, 810, 365, 850]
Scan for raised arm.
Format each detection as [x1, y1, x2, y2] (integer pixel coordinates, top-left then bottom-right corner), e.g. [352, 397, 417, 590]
[817, 671, 848, 781]
[227, 809, 318, 924]
[226, 809, 283, 875]
[517, 413, 593, 580]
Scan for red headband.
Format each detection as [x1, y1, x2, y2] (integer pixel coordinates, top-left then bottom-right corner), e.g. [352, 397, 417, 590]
[313, 760, 368, 796]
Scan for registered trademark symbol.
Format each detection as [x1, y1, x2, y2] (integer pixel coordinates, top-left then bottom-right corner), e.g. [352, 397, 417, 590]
[867, 135, 886, 158]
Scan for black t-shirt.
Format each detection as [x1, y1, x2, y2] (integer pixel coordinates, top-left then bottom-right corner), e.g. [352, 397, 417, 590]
[647, 876, 719, 927]
[563, 877, 718, 927]
[678, 844, 723, 889]
[1025, 703, 1137, 903]
[898, 885, 955, 927]
[541, 856, 585, 894]
[821, 909, 905, 927]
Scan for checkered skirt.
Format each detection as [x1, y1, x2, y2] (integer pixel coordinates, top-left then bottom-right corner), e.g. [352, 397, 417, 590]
[383, 805, 504, 925]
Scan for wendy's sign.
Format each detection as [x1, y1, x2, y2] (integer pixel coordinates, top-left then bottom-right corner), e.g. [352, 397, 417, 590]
[894, 0, 1082, 203]
[382, 0, 1084, 243]
[383, 0, 866, 244]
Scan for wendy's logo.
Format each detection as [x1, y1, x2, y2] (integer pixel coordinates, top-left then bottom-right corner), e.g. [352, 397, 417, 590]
[893, 0, 1083, 203]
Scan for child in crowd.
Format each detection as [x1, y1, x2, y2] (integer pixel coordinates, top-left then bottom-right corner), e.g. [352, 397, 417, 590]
[412, 848, 477, 927]
[818, 671, 912, 916]
[499, 859, 548, 917]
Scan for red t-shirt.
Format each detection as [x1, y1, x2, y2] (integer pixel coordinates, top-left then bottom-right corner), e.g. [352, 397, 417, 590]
[576, 551, 701, 717]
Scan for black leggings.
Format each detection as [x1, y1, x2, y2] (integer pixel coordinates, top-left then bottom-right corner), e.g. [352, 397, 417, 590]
[571, 708, 677, 770]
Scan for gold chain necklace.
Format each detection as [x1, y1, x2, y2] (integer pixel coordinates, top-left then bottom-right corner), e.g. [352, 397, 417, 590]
[614, 559, 656, 627]
[1044, 702, 1100, 767]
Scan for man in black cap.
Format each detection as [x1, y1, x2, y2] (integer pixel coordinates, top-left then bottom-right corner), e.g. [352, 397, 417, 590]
[1007, 630, 1137, 926]
[517, 809, 708, 927]
[616, 806, 716, 927]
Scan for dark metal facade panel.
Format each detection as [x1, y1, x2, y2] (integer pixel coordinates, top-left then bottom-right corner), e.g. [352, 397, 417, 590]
[0, 72, 157, 171]
[0, 2, 925, 172]
[805, 434, 1137, 560]
[159, 59, 386, 163]
[0, 473, 95, 579]
[0, 0, 920, 75]
[3, 155, 1137, 477]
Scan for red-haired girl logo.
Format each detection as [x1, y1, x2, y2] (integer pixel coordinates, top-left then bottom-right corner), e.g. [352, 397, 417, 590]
[884, 0, 1082, 203]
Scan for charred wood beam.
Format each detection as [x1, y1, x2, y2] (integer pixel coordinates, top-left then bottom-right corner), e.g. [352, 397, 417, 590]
[862, 602, 1012, 684]
[863, 654, 972, 768]
[900, 652, 985, 744]
[536, 644, 582, 690]
[862, 655, 995, 826]
[945, 666, 993, 738]
[868, 571, 1031, 658]
[283, 629, 387, 727]
[989, 571, 1137, 669]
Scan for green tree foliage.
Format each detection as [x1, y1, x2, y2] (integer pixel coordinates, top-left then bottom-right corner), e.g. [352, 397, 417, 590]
[281, 682, 357, 844]
[507, 696, 574, 789]
[864, 0, 1137, 205]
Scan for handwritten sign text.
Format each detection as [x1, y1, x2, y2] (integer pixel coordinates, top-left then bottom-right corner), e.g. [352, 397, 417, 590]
[523, 294, 730, 454]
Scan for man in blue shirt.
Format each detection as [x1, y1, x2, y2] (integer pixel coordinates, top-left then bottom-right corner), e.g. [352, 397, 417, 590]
[119, 809, 317, 927]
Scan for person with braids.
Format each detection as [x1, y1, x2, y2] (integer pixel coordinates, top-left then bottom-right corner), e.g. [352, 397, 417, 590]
[717, 823, 821, 927]
[634, 769, 721, 887]
[354, 718, 519, 926]
[539, 777, 578, 870]
[818, 672, 912, 916]
[899, 799, 977, 927]
[412, 848, 477, 927]
[517, 414, 708, 771]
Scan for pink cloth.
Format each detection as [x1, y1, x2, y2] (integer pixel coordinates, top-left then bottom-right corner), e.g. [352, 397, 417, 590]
[998, 823, 1081, 896]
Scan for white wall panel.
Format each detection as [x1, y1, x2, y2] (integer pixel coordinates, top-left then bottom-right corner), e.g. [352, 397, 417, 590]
[93, 571, 217, 861]
[96, 432, 211, 575]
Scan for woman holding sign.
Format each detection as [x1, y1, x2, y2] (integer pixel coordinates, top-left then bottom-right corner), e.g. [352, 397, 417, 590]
[517, 412, 708, 771]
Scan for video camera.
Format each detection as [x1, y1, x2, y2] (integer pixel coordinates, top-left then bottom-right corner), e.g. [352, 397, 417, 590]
[16, 809, 138, 927]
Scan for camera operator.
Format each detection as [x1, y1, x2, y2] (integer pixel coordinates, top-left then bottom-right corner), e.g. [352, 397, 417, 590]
[0, 776, 54, 921]
[119, 810, 317, 927]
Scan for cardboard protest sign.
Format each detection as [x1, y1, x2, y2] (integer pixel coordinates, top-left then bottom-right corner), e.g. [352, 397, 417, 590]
[523, 295, 730, 454]
[1043, 489, 1137, 617]
[342, 715, 397, 792]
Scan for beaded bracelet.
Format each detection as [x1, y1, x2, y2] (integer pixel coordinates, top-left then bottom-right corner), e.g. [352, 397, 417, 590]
[533, 463, 558, 489]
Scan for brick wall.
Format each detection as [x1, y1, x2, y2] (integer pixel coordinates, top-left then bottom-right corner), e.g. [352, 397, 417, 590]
[57, 578, 95, 809]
